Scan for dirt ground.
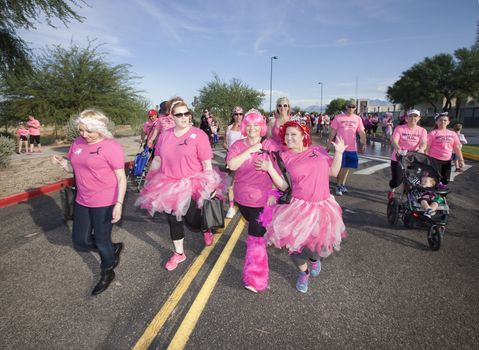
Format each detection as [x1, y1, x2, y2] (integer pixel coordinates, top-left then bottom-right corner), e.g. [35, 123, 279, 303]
[0, 156, 70, 197]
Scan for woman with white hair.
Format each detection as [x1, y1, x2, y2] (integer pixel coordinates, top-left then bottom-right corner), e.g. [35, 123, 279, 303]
[52, 109, 127, 295]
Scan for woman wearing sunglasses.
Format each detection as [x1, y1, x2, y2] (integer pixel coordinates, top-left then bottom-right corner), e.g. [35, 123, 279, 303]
[267, 96, 291, 147]
[136, 97, 225, 271]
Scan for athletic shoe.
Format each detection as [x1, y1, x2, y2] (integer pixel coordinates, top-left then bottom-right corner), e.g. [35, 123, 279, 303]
[341, 185, 348, 193]
[335, 186, 342, 196]
[437, 183, 449, 191]
[244, 285, 258, 293]
[310, 260, 321, 277]
[203, 230, 214, 246]
[165, 252, 186, 271]
[226, 207, 236, 219]
[423, 209, 433, 218]
[296, 271, 310, 293]
[387, 191, 394, 200]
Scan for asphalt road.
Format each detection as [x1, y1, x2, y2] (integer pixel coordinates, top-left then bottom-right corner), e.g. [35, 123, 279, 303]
[1, 138, 478, 350]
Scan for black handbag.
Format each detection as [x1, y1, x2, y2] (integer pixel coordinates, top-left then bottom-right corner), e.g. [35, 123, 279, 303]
[60, 180, 76, 223]
[201, 198, 225, 229]
[272, 151, 292, 204]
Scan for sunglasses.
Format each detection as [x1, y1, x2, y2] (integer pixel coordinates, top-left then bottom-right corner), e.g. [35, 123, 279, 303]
[278, 104, 289, 108]
[173, 112, 191, 118]
[347, 105, 356, 108]
[234, 113, 243, 116]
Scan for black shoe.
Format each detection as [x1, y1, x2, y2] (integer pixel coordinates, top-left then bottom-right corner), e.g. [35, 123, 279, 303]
[91, 269, 115, 295]
[113, 242, 123, 269]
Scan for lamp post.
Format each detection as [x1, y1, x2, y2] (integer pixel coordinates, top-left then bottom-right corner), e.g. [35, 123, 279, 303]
[269, 56, 278, 114]
[318, 82, 323, 114]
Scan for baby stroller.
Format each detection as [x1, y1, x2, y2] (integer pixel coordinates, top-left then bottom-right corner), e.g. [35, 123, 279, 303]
[387, 152, 450, 251]
[128, 143, 152, 192]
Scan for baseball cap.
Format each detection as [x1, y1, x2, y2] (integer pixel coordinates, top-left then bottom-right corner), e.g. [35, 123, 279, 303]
[407, 109, 420, 117]
[147, 109, 158, 117]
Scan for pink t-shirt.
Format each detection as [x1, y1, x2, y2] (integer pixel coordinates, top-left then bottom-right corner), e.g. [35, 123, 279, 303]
[143, 120, 156, 135]
[68, 138, 125, 207]
[330, 113, 365, 152]
[155, 127, 212, 179]
[390, 124, 427, 161]
[281, 146, 333, 202]
[427, 129, 460, 161]
[226, 139, 278, 207]
[154, 114, 175, 134]
[27, 119, 40, 136]
[17, 128, 29, 136]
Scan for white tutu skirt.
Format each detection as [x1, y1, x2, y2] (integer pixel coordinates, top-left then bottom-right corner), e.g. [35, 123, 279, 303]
[261, 195, 347, 257]
[135, 167, 226, 220]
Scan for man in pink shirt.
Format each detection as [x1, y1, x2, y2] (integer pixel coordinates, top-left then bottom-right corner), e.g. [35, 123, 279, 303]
[26, 114, 41, 153]
[328, 101, 366, 196]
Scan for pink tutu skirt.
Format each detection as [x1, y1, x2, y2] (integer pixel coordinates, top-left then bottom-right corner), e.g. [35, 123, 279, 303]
[135, 167, 226, 220]
[260, 195, 347, 257]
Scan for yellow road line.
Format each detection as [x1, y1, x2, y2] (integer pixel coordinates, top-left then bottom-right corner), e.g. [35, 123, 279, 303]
[167, 218, 246, 350]
[132, 217, 233, 350]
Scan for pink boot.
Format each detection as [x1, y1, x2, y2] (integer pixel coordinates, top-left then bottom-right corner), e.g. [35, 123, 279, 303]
[243, 235, 269, 293]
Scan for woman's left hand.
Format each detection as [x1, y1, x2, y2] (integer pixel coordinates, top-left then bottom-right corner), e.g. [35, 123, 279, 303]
[112, 203, 123, 223]
[331, 136, 347, 154]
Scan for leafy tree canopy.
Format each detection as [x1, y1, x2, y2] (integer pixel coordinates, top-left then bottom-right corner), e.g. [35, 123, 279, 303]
[1, 42, 147, 127]
[196, 74, 265, 125]
[0, 0, 86, 75]
[325, 98, 348, 115]
[387, 48, 479, 112]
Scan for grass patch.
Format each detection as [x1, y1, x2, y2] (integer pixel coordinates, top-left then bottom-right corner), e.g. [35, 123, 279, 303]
[462, 144, 479, 155]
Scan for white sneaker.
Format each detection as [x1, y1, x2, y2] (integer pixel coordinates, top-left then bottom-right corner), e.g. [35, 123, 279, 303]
[226, 207, 236, 218]
[335, 186, 342, 196]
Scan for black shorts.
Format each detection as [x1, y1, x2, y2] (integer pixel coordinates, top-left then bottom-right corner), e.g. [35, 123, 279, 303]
[29, 135, 40, 145]
[19, 135, 28, 141]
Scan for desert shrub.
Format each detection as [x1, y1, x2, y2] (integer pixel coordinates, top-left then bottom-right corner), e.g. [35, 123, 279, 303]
[0, 136, 16, 168]
[0, 131, 14, 139]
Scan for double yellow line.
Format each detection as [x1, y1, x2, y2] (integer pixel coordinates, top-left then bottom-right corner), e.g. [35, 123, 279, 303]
[133, 216, 246, 350]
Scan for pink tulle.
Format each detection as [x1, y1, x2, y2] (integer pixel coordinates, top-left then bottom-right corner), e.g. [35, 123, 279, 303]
[262, 195, 347, 257]
[257, 189, 281, 227]
[135, 167, 227, 220]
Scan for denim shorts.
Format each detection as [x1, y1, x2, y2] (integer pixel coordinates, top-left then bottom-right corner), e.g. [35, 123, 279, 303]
[341, 151, 359, 169]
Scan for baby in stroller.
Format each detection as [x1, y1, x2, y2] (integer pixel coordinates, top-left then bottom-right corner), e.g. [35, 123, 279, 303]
[417, 175, 446, 218]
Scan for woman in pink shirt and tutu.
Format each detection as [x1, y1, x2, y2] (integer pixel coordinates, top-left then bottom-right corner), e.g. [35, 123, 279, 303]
[267, 96, 291, 148]
[226, 109, 278, 293]
[256, 121, 347, 293]
[136, 98, 225, 271]
[426, 112, 464, 186]
[51, 109, 127, 295]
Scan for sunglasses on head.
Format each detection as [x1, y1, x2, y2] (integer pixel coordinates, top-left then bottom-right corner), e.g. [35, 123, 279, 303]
[173, 112, 191, 118]
[278, 104, 289, 108]
[234, 113, 243, 116]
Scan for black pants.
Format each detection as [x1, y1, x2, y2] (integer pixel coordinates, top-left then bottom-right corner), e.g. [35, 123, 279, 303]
[72, 203, 115, 270]
[430, 158, 452, 184]
[237, 203, 266, 237]
[389, 160, 402, 189]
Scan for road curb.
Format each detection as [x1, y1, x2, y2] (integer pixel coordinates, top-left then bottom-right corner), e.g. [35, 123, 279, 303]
[0, 161, 134, 209]
[463, 152, 479, 161]
[0, 178, 74, 209]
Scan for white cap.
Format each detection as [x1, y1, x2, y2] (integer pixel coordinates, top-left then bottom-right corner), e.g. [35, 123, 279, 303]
[407, 109, 421, 117]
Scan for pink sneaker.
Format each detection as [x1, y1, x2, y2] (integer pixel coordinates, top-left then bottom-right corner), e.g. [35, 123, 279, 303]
[203, 230, 214, 246]
[165, 252, 186, 271]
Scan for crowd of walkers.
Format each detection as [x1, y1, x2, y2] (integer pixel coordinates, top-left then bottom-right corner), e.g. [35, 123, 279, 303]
[50, 97, 467, 295]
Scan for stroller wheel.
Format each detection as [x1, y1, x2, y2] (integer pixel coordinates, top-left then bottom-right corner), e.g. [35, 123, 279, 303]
[427, 225, 444, 251]
[387, 198, 400, 226]
[403, 213, 415, 229]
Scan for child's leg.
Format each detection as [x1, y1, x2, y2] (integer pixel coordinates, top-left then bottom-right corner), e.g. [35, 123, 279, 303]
[430, 202, 439, 212]
[420, 199, 430, 211]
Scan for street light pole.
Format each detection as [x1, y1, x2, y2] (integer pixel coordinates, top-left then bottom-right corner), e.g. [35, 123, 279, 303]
[269, 56, 278, 114]
[318, 82, 323, 114]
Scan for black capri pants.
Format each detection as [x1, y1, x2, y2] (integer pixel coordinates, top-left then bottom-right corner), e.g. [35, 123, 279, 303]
[389, 160, 402, 189]
[430, 157, 452, 184]
[237, 203, 266, 237]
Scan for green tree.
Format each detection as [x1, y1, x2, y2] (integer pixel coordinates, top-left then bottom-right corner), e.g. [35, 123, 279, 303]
[1, 42, 146, 132]
[0, 0, 87, 75]
[387, 50, 479, 113]
[326, 98, 348, 115]
[196, 74, 265, 125]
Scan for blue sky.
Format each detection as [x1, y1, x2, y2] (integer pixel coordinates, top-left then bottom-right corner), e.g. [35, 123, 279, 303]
[20, 0, 478, 111]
